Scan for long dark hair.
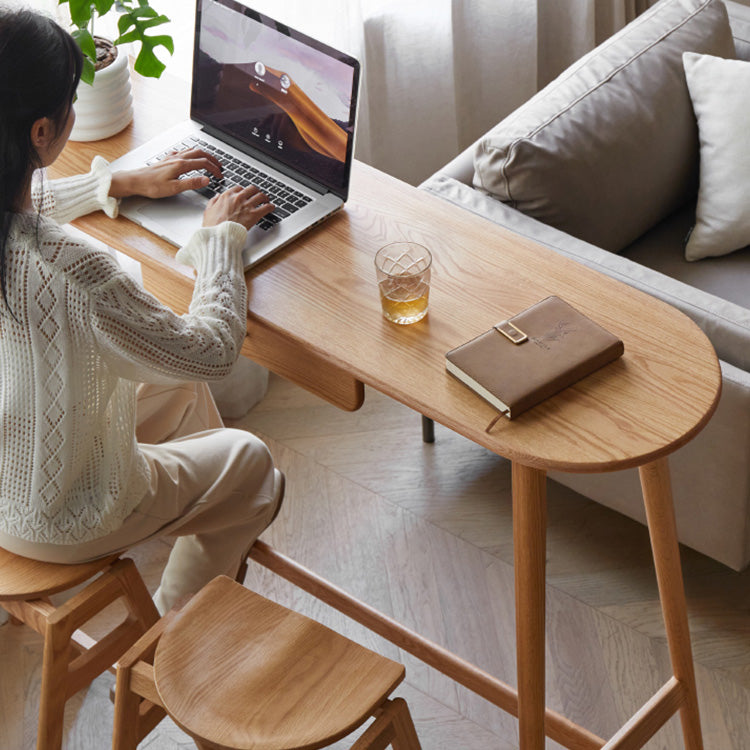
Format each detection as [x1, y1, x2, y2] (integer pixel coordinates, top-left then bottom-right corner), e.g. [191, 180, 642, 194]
[0, 8, 82, 313]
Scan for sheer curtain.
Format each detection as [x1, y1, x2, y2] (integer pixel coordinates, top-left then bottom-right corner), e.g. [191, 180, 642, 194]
[248, 0, 656, 185]
[27, 0, 655, 185]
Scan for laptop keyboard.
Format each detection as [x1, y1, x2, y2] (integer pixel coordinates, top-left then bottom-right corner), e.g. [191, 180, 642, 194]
[148, 137, 314, 231]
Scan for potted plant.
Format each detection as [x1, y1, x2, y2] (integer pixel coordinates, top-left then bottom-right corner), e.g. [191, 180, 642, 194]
[59, 0, 174, 141]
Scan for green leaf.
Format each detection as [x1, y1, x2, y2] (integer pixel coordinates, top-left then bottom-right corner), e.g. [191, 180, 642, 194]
[79, 55, 96, 86]
[117, 9, 170, 33]
[133, 44, 167, 78]
[72, 27, 96, 61]
[116, 28, 173, 51]
[113, 7, 173, 79]
[62, 0, 116, 30]
[114, 0, 152, 14]
[93, 0, 117, 16]
[66, 0, 94, 28]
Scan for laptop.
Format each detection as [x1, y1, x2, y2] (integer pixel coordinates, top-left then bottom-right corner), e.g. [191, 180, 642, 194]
[110, 0, 361, 269]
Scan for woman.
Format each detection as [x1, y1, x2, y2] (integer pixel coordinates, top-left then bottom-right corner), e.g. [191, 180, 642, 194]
[0, 8, 282, 614]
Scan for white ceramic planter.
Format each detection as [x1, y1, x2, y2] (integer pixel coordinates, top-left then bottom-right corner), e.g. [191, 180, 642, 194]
[69, 48, 133, 142]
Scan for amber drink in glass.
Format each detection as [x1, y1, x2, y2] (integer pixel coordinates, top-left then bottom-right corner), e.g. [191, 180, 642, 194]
[375, 242, 432, 325]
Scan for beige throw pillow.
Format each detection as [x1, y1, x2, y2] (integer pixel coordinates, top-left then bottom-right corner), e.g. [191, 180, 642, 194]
[683, 52, 750, 261]
[473, 0, 735, 253]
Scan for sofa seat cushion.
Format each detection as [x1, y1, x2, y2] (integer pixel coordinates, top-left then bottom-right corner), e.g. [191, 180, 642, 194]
[422, 173, 750, 373]
[473, 0, 735, 253]
[622, 204, 750, 309]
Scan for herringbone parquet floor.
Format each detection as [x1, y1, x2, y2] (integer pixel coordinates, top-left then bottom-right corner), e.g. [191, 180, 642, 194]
[2, 372, 749, 748]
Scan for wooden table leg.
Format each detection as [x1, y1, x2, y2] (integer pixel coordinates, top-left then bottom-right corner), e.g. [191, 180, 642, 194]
[512, 462, 547, 750]
[639, 458, 704, 750]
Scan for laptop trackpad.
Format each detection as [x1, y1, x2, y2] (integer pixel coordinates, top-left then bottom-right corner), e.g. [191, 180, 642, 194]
[130, 192, 206, 246]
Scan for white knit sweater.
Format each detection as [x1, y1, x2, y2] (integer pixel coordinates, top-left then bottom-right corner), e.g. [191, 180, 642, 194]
[0, 157, 248, 545]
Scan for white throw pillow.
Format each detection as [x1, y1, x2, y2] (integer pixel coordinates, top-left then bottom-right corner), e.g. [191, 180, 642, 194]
[683, 51, 750, 261]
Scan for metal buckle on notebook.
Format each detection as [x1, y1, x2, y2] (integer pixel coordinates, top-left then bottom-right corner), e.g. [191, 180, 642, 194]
[494, 319, 527, 344]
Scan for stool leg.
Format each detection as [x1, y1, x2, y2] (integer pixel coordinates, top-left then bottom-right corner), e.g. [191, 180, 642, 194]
[37, 618, 71, 750]
[390, 697, 421, 750]
[351, 698, 421, 750]
[113, 615, 174, 750]
[350, 702, 397, 750]
[111, 686, 142, 750]
[421, 416, 435, 444]
[639, 458, 704, 750]
[112, 559, 160, 631]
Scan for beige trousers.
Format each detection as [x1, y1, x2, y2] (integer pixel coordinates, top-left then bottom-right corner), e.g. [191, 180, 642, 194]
[2, 382, 278, 614]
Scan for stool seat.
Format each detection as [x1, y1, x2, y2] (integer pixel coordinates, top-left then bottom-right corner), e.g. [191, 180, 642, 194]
[0, 546, 120, 600]
[114, 572, 420, 750]
[154, 576, 406, 750]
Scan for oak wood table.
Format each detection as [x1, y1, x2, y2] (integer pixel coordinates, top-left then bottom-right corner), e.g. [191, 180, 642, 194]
[51, 69, 719, 750]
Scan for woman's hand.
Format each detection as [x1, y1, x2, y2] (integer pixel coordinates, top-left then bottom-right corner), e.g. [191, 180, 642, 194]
[202, 185, 275, 229]
[109, 148, 223, 199]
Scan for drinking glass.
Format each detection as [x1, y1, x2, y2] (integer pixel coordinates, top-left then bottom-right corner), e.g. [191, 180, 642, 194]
[374, 242, 432, 325]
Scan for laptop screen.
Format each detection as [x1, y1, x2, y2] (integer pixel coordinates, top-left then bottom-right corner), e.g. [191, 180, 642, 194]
[192, 0, 360, 199]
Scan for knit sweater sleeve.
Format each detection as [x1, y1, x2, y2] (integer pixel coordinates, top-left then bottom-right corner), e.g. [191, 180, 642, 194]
[31, 156, 119, 224]
[90, 221, 249, 383]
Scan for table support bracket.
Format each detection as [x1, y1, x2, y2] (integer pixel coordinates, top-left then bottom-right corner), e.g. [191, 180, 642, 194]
[248, 540, 605, 750]
[248, 470, 704, 750]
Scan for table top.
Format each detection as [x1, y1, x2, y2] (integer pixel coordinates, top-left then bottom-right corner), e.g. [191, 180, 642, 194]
[52, 68, 721, 474]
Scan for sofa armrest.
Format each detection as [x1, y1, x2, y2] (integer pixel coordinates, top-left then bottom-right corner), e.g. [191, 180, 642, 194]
[430, 143, 477, 186]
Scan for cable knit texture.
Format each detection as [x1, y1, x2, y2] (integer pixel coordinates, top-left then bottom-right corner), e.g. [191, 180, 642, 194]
[1, 161, 248, 544]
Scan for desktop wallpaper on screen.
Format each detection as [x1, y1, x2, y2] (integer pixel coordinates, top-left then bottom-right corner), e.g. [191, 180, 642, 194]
[193, 0, 358, 193]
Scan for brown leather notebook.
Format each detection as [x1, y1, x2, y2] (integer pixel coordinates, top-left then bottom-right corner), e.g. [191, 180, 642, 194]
[445, 296, 624, 419]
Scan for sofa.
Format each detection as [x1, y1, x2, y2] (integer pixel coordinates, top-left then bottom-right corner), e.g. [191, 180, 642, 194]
[420, 0, 750, 570]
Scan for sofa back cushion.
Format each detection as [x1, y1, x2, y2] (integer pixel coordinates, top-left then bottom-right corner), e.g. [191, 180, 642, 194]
[473, 0, 735, 253]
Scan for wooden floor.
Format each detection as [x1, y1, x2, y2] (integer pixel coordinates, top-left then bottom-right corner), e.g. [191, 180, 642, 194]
[2, 372, 750, 749]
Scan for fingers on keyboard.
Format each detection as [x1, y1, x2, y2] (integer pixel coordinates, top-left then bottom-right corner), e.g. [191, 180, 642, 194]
[151, 137, 316, 230]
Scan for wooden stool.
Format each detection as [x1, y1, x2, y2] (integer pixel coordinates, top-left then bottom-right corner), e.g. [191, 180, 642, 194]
[0, 547, 159, 750]
[113, 575, 421, 750]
